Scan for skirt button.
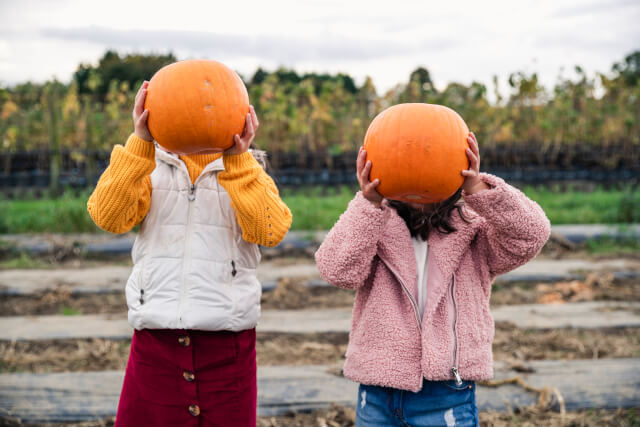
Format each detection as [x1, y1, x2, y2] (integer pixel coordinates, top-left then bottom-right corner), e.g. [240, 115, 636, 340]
[188, 404, 200, 416]
[178, 335, 191, 347]
[183, 370, 195, 382]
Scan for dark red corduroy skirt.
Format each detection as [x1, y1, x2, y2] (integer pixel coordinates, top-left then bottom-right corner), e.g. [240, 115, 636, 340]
[115, 328, 257, 427]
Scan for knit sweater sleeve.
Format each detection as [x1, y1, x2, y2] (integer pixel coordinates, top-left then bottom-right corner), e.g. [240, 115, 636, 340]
[217, 152, 292, 247]
[87, 134, 155, 234]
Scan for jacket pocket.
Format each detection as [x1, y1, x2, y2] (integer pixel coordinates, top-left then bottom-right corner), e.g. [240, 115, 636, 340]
[125, 261, 147, 310]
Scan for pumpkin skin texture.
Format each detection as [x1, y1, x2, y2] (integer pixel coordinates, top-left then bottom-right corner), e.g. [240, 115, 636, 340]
[144, 59, 249, 154]
[363, 103, 470, 204]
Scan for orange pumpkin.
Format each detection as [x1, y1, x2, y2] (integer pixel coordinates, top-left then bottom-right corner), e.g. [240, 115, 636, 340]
[363, 103, 470, 204]
[144, 59, 249, 154]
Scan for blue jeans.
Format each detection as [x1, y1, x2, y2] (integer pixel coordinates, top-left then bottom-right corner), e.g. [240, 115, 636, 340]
[356, 379, 479, 427]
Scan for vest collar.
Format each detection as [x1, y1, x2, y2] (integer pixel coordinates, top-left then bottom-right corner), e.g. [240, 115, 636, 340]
[153, 142, 225, 176]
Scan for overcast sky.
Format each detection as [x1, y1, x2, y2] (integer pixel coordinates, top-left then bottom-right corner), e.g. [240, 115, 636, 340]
[1, 0, 638, 94]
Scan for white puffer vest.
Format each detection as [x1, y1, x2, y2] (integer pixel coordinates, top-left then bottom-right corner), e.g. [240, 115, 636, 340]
[125, 147, 261, 332]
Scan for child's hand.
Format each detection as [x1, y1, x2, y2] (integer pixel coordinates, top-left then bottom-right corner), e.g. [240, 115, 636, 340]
[357, 147, 383, 208]
[133, 81, 153, 142]
[225, 105, 259, 156]
[461, 132, 489, 195]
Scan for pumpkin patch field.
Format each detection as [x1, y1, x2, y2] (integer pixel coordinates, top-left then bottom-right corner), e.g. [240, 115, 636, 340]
[1, 228, 640, 425]
[1, 46, 639, 427]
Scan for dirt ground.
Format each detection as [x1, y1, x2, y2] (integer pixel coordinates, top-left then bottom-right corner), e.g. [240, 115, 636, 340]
[2, 326, 639, 374]
[491, 272, 640, 306]
[2, 406, 638, 427]
[0, 277, 356, 316]
[257, 406, 640, 427]
[2, 272, 639, 316]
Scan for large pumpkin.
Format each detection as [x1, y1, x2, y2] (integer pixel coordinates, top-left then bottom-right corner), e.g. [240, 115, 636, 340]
[144, 59, 249, 154]
[363, 103, 470, 204]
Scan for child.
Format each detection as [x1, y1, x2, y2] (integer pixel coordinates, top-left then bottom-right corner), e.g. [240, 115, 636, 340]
[315, 133, 550, 427]
[88, 81, 292, 426]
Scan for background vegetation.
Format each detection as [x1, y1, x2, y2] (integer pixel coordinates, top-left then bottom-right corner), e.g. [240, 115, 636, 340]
[0, 186, 637, 234]
[1, 49, 639, 161]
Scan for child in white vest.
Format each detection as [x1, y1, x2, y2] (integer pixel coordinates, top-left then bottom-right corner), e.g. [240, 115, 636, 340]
[88, 81, 292, 426]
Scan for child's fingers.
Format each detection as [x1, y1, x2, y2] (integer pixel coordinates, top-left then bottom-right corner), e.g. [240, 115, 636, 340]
[462, 169, 478, 179]
[467, 134, 479, 156]
[466, 148, 479, 170]
[244, 114, 255, 140]
[249, 105, 259, 129]
[134, 89, 147, 116]
[362, 160, 373, 184]
[356, 147, 366, 175]
[365, 179, 381, 202]
[134, 83, 148, 103]
[136, 110, 149, 128]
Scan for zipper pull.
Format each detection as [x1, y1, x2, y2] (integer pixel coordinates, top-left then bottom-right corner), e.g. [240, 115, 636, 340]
[231, 260, 237, 277]
[451, 367, 463, 386]
[139, 289, 144, 305]
[188, 184, 196, 201]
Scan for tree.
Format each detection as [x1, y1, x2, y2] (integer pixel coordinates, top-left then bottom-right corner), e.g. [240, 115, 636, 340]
[612, 50, 640, 87]
[73, 50, 176, 96]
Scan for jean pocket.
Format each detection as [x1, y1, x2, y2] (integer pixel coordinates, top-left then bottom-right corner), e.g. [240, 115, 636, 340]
[442, 379, 474, 391]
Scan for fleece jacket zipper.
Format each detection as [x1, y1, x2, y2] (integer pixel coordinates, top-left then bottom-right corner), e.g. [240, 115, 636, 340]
[378, 255, 422, 331]
[451, 274, 462, 385]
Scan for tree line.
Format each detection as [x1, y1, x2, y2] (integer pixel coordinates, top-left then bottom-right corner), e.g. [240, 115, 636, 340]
[0, 50, 639, 191]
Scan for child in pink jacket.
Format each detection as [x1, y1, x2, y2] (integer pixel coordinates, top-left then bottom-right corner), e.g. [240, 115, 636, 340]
[315, 133, 550, 427]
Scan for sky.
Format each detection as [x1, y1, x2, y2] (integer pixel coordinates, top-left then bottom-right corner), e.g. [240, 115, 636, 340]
[0, 0, 639, 94]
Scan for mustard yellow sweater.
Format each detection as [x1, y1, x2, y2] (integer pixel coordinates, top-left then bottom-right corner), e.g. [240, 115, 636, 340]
[87, 134, 292, 247]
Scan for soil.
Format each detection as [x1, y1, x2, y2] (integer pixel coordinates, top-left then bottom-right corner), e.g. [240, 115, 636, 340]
[3, 327, 639, 374]
[490, 273, 640, 306]
[256, 332, 348, 367]
[492, 324, 640, 363]
[0, 289, 126, 316]
[2, 273, 638, 317]
[2, 407, 638, 427]
[0, 339, 131, 374]
[261, 278, 355, 310]
[257, 406, 640, 427]
[0, 278, 355, 317]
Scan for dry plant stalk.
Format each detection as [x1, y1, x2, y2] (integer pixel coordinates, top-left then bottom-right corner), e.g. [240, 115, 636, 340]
[480, 376, 566, 415]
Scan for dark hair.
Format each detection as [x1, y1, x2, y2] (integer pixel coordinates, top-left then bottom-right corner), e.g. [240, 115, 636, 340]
[387, 189, 470, 240]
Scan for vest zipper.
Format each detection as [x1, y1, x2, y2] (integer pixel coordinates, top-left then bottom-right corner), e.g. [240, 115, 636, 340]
[178, 183, 196, 326]
[451, 274, 462, 385]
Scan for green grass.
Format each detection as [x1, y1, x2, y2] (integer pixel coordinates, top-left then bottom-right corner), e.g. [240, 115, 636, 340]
[280, 185, 640, 230]
[522, 185, 640, 224]
[0, 252, 49, 269]
[282, 186, 355, 230]
[0, 185, 638, 234]
[60, 306, 81, 316]
[586, 237, 640, 254]
[0, 190, 100, 234]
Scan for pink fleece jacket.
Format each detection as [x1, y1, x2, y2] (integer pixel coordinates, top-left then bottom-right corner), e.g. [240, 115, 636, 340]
[315, 173, 551, 392]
